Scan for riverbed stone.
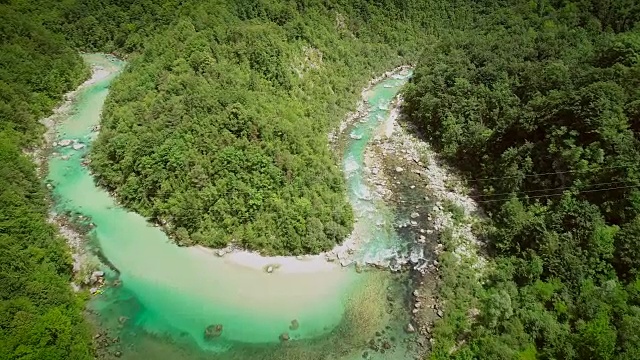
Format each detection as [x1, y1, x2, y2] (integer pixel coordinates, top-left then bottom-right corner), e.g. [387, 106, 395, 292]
[72, 143, 85, 150]
[289, 319, 299, 330]
[279, 332, 290, 341]
[204, 324, 223, 339]
[405, 323, 415, 333]
[395, 166, 404, 173]
[266, 266, 274, 273]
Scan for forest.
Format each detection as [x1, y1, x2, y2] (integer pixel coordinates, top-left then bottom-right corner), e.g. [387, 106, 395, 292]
[81, 0, 467, 254]
[3, 0, 640, 358]
[0, 3, 93, 359]
[403, 0, 640, 358]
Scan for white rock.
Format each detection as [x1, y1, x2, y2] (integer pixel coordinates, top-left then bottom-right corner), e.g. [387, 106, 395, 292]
[72, 143, 85, 150]
[58, 139, 72, 147]
[395, 167, 404, 173]
[405, 323, 415, 333]
[410, 212, 420, 219]
[266, 266, 274, 273]
[340, 258, 353, 267]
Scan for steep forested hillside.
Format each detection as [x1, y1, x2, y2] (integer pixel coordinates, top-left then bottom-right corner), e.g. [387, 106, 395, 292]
[83, 0, 470, 254]
[403, 0, 640, 358]
[0, 4, 93, 359]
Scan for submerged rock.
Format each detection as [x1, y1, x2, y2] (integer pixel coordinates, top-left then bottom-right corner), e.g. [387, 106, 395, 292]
[204, 324, 223, 340]
[289, 319, 299, 330]
[405, 323, 415, 333]
[266, 265, 274, 273]
[72, 143, 85, 150]
[279, 332, 290, 341]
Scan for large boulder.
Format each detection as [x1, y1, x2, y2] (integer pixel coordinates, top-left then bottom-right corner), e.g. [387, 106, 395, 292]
[204, 324, 223, 340]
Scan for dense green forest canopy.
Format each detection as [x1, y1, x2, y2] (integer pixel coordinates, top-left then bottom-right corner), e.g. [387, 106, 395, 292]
[0, 3, 93, 359]
[5, 0, 640, 358]
[82, 0, 469, 254]
[403, 0, 640, 358]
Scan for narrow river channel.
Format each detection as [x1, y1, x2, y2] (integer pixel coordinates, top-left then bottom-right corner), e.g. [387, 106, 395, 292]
[47, 53, 418, 360]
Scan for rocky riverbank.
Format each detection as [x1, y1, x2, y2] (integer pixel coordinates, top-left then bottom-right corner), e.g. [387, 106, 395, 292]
[32, 58, 119, 292]
[360, 96, 487, 357]
[328, 65, 413, 146]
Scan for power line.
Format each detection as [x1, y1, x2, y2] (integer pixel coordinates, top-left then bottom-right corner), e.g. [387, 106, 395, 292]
[474, 184, 640, 203]
[472, 180, 636, 198]
[458, 163, 638, 182]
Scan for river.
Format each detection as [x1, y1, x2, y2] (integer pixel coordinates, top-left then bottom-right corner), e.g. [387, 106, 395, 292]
[47, 53, 419, 360]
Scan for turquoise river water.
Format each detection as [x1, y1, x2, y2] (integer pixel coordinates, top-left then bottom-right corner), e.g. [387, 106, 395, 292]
[47, 54, 418, 360]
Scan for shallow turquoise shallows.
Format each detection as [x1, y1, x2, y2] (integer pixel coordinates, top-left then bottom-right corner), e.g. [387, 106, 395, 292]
[48, 53, 413, 359]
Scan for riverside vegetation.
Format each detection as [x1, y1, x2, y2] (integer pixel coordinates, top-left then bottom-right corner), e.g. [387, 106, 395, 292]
[80, 0, 463, 255]
[403, 0, 640, 359]
[0, 3, 93, 359]
[3, 0, 640, 359]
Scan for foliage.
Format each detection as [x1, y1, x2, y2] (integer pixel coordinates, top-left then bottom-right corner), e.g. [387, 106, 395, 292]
[0, 3, 93, 359]
[403, 1, 640, 358]
[79, 0, 471, 255]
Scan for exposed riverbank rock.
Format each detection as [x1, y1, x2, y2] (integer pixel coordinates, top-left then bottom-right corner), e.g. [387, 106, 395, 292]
[204, 324, 223, 340]
[90, 271, 105, 285]
[405, 323, 415, 333]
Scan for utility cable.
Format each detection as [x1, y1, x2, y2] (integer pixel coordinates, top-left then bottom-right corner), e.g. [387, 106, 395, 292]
[453, 163, 639, 182]
[473, 184, 640, 203]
